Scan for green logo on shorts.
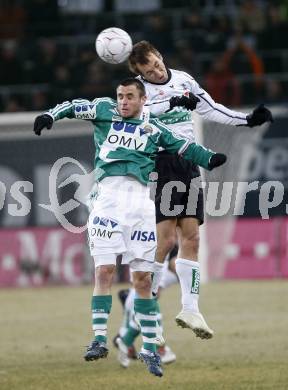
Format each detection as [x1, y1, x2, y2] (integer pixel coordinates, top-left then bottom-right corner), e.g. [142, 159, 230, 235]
[191, 268, 200, 294]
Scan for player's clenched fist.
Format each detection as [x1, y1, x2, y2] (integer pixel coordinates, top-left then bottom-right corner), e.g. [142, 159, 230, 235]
[169, 92, 200, 111]
[246, 104, 273, 127]
[33, 114, 53, 136]
[208, 153, 227, 170]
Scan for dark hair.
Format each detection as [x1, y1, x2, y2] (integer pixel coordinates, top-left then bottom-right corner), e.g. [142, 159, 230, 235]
[117, 77, 146, 96]
[128, 40, 162, 74]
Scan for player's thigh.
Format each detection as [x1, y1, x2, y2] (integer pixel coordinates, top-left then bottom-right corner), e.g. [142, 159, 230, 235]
[177, 217, 200, 242]
[176, 217, 200, 258]
[156, 218, 177, 245]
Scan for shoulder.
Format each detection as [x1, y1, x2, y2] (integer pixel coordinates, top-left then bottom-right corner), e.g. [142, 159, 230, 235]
[170, 68, 196, 83]
[92, 97, 116, 106]
[92, 97, 117, 112]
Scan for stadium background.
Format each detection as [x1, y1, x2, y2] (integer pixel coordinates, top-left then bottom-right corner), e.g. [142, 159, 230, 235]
[0, 2, 288, 390]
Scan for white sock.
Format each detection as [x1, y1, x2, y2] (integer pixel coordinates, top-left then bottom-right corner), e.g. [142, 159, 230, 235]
[175, 258, 200, 313]
[140, 347, 153, 355]
[151, 261, 164, 296]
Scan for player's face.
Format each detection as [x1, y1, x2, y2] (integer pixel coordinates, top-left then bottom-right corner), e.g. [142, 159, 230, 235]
[117, 85, 147, 118]
[136, 53, 168, 83]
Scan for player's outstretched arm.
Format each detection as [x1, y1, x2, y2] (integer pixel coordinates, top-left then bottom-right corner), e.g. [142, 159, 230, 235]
[33, 100, 77, 136]
[186, 78, 273, 127]
[33, 98, 106, 136]
[181, 142, 227, 171]
[156, 118, 226, 171]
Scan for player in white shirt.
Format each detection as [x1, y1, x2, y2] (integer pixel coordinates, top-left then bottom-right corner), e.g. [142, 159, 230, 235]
[128, 40, 273, 339]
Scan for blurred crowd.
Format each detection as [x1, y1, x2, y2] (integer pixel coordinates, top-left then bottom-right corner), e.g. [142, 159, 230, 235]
[0, 0, 288, 112]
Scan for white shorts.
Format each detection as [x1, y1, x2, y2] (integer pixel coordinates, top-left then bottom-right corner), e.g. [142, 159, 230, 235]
[93, 256, 154, 273]
[87, 176, 157, 268]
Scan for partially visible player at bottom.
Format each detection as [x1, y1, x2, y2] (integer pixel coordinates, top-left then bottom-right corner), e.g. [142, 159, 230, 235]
[114, 246, 178, 368]
[33, 78, 226, 377]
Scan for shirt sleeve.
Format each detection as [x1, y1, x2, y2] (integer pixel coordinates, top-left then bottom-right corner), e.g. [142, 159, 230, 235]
[45, 98, 107, 122]
[185, 75, 248, 126]
[155, 119, 214, 170]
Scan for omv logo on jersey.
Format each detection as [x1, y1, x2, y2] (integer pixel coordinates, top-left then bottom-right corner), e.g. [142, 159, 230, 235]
[75, 104, 96, 120]
[131, 230, 156, 242]
[107, 121, 150, 151]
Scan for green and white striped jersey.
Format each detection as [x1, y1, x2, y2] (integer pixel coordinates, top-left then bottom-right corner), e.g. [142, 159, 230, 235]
[46, 97, 215, 185]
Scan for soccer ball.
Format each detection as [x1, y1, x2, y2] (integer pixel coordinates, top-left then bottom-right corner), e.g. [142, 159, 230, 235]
[95, 27, 133, 64]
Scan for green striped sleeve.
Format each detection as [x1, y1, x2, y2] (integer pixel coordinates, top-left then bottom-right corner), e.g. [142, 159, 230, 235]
[154, 118, 214, 170]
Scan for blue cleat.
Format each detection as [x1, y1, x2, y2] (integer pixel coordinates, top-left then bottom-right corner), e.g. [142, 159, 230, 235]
[138, 351, 163, 377]
[84, 340, 109, 361]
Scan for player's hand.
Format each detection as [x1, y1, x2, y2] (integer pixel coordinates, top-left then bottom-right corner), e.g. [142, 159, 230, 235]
[208, 153, 227, 170]
[169, 92, 200, 111]
[246, 104, 273, 127]
[33, 114, 53, 136]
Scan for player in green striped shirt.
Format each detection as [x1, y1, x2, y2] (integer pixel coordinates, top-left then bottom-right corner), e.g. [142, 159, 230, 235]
[33, 78, 226, 377]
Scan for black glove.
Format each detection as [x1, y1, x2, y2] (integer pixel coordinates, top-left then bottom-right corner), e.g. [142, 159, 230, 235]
[169, 92, 200, 111]
[208, 153, 227, 170]
[246, 104, 273, 127]
[33, 114, 53, 136]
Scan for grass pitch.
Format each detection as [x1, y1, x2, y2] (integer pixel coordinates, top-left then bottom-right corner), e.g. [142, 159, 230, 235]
[0, 280, 287, 390]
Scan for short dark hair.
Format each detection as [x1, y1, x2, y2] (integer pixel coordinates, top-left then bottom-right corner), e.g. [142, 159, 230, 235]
[117, 78, 146, 97]
[128, 40, 162, 74]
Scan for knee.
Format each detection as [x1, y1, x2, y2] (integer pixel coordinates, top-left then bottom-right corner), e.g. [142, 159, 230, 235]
[95, 265, 115, 287]
[181, 230, 200, 252]
[133, 272, 152, 293]
[157, 233, 177, 255]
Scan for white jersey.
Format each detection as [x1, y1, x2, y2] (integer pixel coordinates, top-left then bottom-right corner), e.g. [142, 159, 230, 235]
[138, 68, 248, 142]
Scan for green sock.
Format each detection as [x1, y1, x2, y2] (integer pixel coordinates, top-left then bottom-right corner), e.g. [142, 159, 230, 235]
[134, 298, 157, 353]
[122, 318, 140, 347]
[91, 295, 112, 344]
